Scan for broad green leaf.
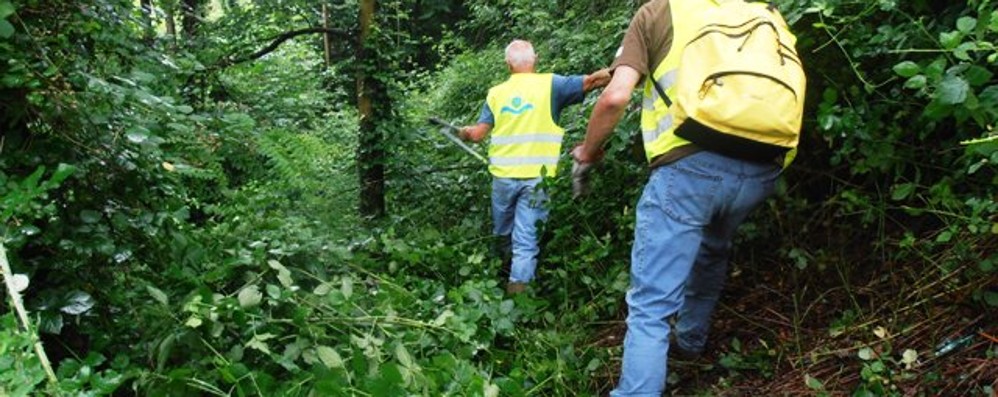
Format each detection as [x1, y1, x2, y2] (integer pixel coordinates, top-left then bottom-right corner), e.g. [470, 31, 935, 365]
[185, 316, 202, 328]
[316, 345, 343, 369]
[954, 42, 978, 61]
[484, 384, 500, 397]
[49, 163, 76, 185]
[891, 183, 915, 201]
[956, 17, 977, 33]
[892, 61, 920, 78]
[986, 291, 998, 306]
[238, 285, 263, 308]
[341, 277, 353, 299]
[39, 311, 64, 334]
[936, 75, 970, 105]
[939, 31, 962, 49]
[246, 333, 275, 355]
[964, 66, 993, 86]
[805, 374, 824, 390]
[313, 282, 333, 296]
[61, 290, 94, 315]
[991, 10, 998, 32]
[0, 2, 15, 19]
[0, 19, 12, 39]
[268, 259, 293, 287]
[146, 285, 169, 305]
[904, 75, 926, 90]
[80, 210, 102, 224]
[395, 344, 414, 368]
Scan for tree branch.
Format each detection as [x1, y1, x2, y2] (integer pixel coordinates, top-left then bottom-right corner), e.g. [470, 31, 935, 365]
[216, 27, 351, 68]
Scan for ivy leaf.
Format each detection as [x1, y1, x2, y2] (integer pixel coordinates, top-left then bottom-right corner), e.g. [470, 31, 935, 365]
[985, 291, 998, 306]
[315, 345, 344, 369]
[395, 343, 415, 369]
[963, 66, 993, 87]
[904, 75, 927, 90]
[341, 277, 353, 300]
[891, 183, 915, 201]
[146, 285, 169, 305]
[0, 2, 14, 19]
[80, 210, 102, 224]
[246, 333, 276, 355]
[60, 290, 95, 315]
[956, 17, 977, 33]
[954, 42, 978, 61]
[0, 19, 12, 39]
[238, 285, 263, 308]
[805, 374, 824, 390]
[268, 259, 294, 288]
[939, 31, 962, 49]
[892, 61, 920, 78]
[936, 75, 970, 104]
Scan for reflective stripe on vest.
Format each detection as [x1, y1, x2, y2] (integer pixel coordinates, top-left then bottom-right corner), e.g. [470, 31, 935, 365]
[486, 73, 565, 178]
[641, 0, 713, 162]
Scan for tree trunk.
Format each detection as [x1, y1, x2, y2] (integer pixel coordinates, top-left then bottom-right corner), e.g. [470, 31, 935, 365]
[181, 0, 200, 39]
[139, 0, 154, 44]
[357, 0, 385, 219]
[163, 0, 177, 49]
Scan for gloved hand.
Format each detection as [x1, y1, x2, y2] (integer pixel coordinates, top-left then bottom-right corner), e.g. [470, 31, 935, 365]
[571, 160, 593, 199]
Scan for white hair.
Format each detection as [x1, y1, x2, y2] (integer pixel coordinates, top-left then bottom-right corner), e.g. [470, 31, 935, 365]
[505, 40, 536, 69]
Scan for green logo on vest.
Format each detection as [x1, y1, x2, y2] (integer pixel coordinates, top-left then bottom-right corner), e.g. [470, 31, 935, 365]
[501, 97, 534, 115]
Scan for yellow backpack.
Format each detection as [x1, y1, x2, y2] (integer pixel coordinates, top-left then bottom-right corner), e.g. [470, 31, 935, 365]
[667, 1, 806, 165]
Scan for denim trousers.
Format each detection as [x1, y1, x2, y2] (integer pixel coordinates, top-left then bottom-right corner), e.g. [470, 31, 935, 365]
[491, 177, 549, 283]
[611, 151, 780, 396]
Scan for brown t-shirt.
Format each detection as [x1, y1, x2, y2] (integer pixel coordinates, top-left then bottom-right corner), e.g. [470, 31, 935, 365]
[611, 0, 700, 167]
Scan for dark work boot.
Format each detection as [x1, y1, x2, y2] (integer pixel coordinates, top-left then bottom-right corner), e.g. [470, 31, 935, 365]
[669, 332, 703, 362]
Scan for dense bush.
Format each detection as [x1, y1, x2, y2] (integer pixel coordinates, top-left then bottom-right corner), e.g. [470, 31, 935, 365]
[1, 0, 994, 395]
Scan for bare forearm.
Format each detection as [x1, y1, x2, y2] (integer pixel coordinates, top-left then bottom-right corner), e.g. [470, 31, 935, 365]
[578, 66, 641, 161]
[581, 96, 627, 156]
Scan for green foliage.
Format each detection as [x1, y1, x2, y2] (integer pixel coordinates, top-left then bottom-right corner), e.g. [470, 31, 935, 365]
[0, 314, 47, 396]
[2, 0, 996, 395]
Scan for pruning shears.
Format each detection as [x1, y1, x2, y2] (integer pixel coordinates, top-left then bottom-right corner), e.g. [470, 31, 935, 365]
[428, 117, 489, 165]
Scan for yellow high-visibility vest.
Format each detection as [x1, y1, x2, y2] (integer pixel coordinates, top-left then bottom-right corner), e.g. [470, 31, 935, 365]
[641, 0, 713, 162]
[486, 73, 565, 179]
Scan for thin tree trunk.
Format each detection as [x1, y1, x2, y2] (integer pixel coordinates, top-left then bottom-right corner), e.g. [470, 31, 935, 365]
[163, 0, 177, 50]
[357, 0, 385, 218]
[181, 0, 200, 39]
[323, 4, 332, 68]
[140, 0, 154, 44]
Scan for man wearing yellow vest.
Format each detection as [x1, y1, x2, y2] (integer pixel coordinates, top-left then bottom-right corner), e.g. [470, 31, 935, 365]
[459, 40, 610, 294]
[572, 0, 793, 394]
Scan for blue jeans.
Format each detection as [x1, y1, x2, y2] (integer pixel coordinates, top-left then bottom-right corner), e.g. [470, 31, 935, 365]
[612, 151, 780, 396]
[492, 177, 549, 283]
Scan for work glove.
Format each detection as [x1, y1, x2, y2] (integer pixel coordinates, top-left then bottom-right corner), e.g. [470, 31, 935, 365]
[571, 160, 593, 199]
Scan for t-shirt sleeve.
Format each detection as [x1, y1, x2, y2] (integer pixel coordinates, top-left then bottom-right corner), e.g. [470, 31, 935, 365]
[549, 74, 585, 121]
[611, 8, 651, 77]
[477, 102, 494, 125]
[552, 74, 585, 107]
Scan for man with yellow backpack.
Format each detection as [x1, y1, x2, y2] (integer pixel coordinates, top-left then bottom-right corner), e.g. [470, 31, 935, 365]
[572, 0, 805, 394]
[459, 40, 611, 294]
